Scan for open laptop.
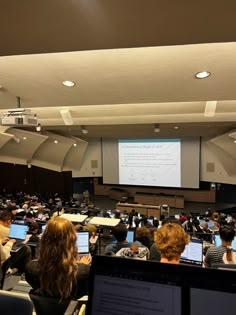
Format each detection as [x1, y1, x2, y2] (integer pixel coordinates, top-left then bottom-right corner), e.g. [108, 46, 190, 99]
[8, 223, 28, 251]
[180, 239, 203, 266]
[76, 231, 90, 257]
[85, 255, 236, 315]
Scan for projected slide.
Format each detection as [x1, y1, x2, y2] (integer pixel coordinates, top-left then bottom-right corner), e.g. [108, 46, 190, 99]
[118, 139, 181, 187]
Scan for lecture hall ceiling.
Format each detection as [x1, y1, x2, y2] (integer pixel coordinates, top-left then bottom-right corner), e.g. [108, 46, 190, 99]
[0, 0, 236, 139]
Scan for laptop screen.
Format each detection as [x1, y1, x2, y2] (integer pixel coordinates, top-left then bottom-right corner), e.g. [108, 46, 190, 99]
[213, 235, 236, 250]
[76, 231, 89, 254]
[9, 224, 28, 240]
[208, 221, 215, 228]
[180, 239, 203, 266]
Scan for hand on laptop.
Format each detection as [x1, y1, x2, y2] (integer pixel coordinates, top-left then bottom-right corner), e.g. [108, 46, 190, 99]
[1, 238, 9, 244]
[8, 239, 16, 244]
[78, 255, 92, 265]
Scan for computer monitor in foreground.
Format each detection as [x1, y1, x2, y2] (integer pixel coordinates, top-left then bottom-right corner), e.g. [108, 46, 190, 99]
[86, 256, 236, 315]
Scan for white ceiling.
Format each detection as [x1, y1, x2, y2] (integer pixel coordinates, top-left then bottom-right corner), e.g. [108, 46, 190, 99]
[0, 1, 235, 153]
[0, 43, 236, 138]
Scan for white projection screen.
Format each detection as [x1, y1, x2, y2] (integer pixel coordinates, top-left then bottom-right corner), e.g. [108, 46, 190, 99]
[102, 138, 200, 188]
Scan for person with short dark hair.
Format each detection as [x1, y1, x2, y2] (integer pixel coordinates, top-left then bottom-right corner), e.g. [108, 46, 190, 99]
[104, 223, 143, 255]
[204, 225, 235, 267]
[135, 227, 153, 249]
[0, 211, 14, 239]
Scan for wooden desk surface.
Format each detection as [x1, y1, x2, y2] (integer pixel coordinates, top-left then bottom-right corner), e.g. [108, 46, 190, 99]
[116, 202, 160, 209]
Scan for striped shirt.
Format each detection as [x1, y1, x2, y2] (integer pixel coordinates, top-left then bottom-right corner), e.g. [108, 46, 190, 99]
[204, 245, 227, 267]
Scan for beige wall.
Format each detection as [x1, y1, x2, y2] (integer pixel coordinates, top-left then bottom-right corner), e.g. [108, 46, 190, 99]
[72, 139, 102, 177]
[200, 139, 236, 185]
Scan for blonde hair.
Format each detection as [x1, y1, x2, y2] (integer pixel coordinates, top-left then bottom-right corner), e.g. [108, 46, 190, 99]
[156, 223, 190, 261]
[39, 217, 78, 300]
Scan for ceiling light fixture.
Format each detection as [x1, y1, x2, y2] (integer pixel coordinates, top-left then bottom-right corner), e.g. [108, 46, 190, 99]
[204, 101, 217, 117]
[54, 140, 58, 144]
[195, 71, 211, 79]
[60, 109, 73, 125]
[23, 137, 27, 140]
[154, 124, 160, 133]
[174, 126, 179, 130]
[62, 80, 75, 87]
[73, 143, 77, 147]
[81, 126, 88, 134]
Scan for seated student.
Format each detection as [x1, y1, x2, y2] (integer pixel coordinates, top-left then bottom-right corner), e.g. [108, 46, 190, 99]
[155, 223, 190, 264]
[0, 211, 14, 239]
[204, 225, 235, 267]
[25, 217, 91, 300]
[135, 227, 153, 249]
[104, 223, 143, 255]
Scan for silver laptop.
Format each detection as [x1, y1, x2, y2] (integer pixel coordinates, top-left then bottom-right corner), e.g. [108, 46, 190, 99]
[8, 223, 28, 251]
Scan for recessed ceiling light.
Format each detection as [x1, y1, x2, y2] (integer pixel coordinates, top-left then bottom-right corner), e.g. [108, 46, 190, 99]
[73, 143, 77, 147]
[174, 126, 179, 130]
[23, 137, 27, 140]
[54, 140, 58, 144]
[62, 80, 75, 87]
[234, 140, 236, 143]
[195, 71, 211, 79]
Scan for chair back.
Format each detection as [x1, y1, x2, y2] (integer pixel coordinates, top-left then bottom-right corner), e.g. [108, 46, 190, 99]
[29, 292, 72, 315]
[0, 290, 33, 315]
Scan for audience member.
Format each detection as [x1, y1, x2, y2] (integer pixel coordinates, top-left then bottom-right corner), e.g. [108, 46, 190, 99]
[135, 227, 153, 249]
[150, 217, 182, 261]
[0, 211, 14, 239]
[25, 217, 90, 300]
[0, 212, 31, 275]
[104, 223, 143, 255]
[204, 225, 235, 267]
[155, 223, 190, 264]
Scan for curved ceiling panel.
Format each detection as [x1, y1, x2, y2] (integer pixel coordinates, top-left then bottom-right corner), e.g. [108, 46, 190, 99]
[0, 128, 48, 164]
[31, 131, 77, 172]
[0, 126, 16, 149]
[62, 137, 88, 172]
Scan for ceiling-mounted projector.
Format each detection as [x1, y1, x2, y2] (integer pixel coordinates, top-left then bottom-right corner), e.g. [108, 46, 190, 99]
[0, 108, 38, 126]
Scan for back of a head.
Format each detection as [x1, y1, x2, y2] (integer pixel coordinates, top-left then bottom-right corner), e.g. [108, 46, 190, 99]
[0, 211, 13, 222]
[156, 223, 190, 261]
[135, 227, 151, 246]
[162, 217, 182, 226]
[219, 225, 235, 243]
[212, 212, 219, 221]
[113, 223, 128, 242]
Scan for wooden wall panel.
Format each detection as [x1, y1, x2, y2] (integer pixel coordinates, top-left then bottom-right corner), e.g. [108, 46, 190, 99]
[0, 162, 72, 196]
